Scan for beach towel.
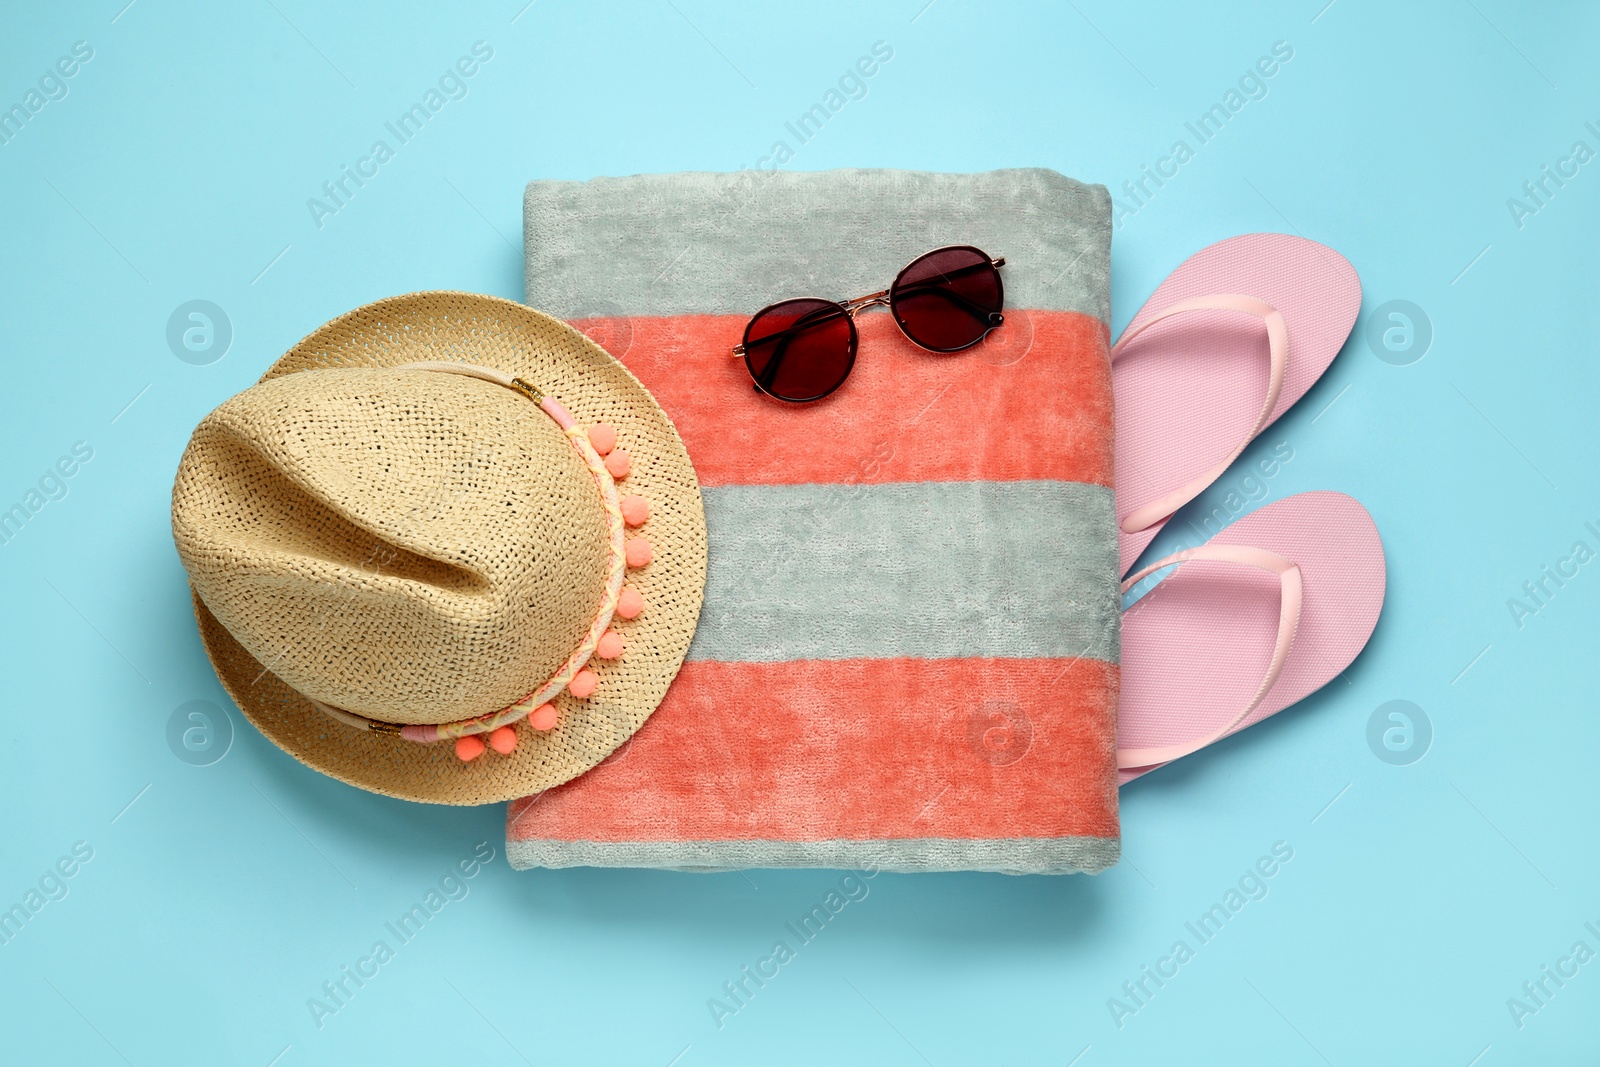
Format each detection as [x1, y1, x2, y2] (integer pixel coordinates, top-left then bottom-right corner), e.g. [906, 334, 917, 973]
[508, 167, 1119, 873]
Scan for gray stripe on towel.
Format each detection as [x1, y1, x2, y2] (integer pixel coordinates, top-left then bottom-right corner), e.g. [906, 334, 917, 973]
[506, 835, 1120, 874]
[687, 480, 1120, 664]
[525, 168, 1111, 322]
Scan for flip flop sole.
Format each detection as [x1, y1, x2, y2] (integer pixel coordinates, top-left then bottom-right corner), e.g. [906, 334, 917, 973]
[1115, 234, 1361, 575]
[1118, 491, 1385, 783]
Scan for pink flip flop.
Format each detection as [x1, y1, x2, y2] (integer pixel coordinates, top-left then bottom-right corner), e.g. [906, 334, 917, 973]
[1113, 233, 1361, 576]
[1117, 491, 1385, 783]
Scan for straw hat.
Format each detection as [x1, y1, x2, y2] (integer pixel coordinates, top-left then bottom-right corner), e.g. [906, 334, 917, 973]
[171, 292, 707, 805]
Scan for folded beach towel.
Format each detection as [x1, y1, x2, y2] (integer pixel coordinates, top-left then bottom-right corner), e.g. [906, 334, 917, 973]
[508, 168, 1119, 873]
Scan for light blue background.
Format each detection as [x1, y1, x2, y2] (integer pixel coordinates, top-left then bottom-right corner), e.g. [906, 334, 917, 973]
[1, 1, 1596, 1063]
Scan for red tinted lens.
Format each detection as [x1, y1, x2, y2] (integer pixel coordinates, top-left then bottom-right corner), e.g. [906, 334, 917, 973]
[742, 298, 856, 402]
[890, 246, 1003, 351]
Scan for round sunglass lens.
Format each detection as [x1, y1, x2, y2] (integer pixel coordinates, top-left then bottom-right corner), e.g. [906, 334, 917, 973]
[742, 298, 856, 402]
[890, 246, 1003, 352]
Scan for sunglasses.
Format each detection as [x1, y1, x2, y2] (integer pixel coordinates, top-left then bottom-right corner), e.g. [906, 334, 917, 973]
[731, 245, 1006, 403]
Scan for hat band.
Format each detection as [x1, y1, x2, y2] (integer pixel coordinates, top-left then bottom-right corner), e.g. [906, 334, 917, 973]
[302, 360, 650, 751]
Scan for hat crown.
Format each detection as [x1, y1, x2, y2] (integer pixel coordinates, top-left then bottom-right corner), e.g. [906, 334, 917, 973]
[172, 367, 608, 725]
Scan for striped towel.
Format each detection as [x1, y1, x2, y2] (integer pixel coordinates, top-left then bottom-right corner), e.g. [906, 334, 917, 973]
[508, 168, 1120, 874]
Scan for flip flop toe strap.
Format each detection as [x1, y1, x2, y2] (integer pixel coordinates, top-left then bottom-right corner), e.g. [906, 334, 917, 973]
[1116, 543, 1303, 770]
[1112, 295, 1288, 535]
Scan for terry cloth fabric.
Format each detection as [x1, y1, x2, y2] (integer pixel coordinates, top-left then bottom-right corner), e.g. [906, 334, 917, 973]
[508, 168, 1119, 874]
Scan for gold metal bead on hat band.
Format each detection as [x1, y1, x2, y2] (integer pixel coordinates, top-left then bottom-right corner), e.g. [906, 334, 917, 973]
[509, 378, 544, 403]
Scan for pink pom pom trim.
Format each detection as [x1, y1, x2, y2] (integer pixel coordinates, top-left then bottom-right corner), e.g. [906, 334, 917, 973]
[569, 669, 598, 698]
[588, 423, 617, 455]
[621, 495, 650, 527]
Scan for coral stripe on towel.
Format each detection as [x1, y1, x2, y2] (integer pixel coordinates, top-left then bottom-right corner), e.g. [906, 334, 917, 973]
[508, 656, 1120, 843]
[569, 310, 1113, 489]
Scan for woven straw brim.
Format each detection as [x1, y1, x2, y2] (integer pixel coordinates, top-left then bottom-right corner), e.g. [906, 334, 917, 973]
[190, 292, 707, 805]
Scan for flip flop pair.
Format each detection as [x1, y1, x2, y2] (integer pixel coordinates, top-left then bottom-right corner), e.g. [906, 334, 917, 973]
[1109, 235, 1383, 781]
